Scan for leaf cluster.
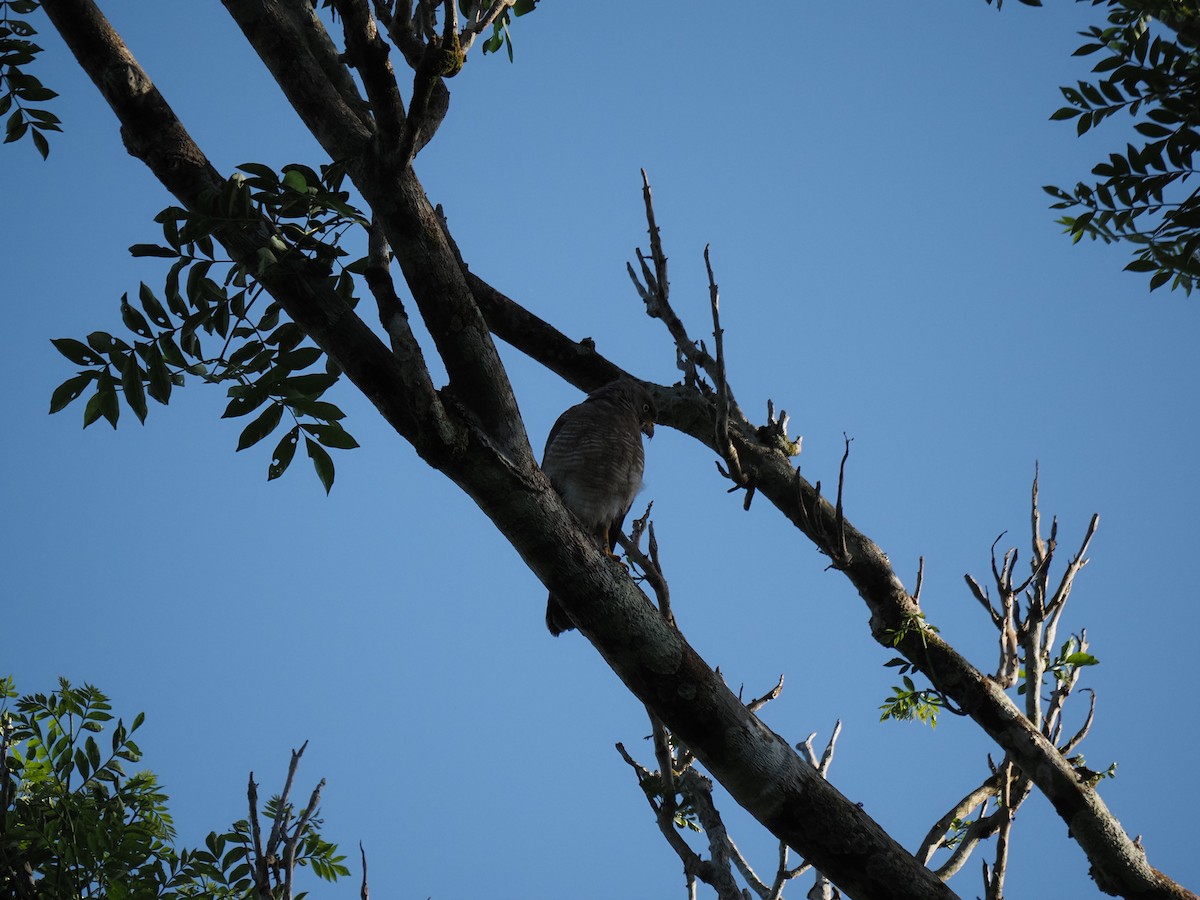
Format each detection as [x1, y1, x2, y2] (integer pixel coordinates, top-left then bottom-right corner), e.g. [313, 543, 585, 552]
[0, 0, 61, 158]
[878, 673, 946, 729]
[637, 772, 702, 833]
[1, 677, 350, 898]
[1033, 634, 1100, 692]
[48, 163, 367, 493]
[1044, 2, 1200, 292]
[476, 0, 540, 61]
[1, 677, 169, 897]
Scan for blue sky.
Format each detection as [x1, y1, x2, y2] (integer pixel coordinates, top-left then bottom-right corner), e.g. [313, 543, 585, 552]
[4, 1, 1199, 897]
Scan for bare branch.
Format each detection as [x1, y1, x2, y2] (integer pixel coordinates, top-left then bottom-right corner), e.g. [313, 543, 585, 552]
[1047, 513, 1099, 618]
[283, 777, 327, 900]
[816, 720, 843, 777]
[830, 434, 852, 567]
[266, 741, 308, 854]
[706, 244, 743, 488]
[247, 773, 270, 897]
[619, 504, 675, 628]
[1060, 687, 1098, 755]
[916, 775, 998, 865]
[746, 675, 784, 713]
[458, 0, 515, 52]
[964, 573, 1002, 627]
[614, 741, 707, 887]
[912, 556, 926, 606]
[985, 808, 1014, 900]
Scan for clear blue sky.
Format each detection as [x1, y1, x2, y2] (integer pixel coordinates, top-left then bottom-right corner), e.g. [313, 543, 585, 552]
[4, 2, 1198, 897]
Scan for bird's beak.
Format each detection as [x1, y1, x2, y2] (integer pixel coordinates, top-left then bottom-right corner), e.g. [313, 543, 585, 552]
[642, 422, 655, 439]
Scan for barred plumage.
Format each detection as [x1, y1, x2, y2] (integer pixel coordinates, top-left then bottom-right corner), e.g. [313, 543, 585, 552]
[541, 379, 657, 635]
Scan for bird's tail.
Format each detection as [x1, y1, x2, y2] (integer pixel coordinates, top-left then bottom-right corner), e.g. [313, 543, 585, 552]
[545, 593, 575, 636]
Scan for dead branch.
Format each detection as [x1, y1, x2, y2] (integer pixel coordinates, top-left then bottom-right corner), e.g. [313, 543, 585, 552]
[746, 675, 785, 714]
[620, 503, 676, 629]
[706, 244, 744, 489]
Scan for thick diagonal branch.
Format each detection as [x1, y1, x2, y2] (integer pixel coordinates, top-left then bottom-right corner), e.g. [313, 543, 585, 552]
[41, 6, 959, 898]
[222, 0, 525, 458]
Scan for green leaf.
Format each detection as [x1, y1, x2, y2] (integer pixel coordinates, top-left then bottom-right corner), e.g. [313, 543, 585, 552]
[142, 342, 173, 405]
[1135, 121, 1173, 139]
[85, 734, 101, 772]
[85, 371, 120, 429]
[82, 391, 106, 428]
[5, 108, 27, 143]
[1124, 258, 1159, 273]
[138, 282, 173, 327]
[276, 346, 323, 371]
[237, 402, 283, 451]
[51, 337, 104, 367]
[285, 372, 338, 397]
[49, 372, 95, 414]
[282, 169, 309, 193]
[1064, 652, 1099, 667]
[1150, 268, 1172, 290]
[266, 321, 304, 351]
[30, 127, 48, 160]
[165, 257, 188, 316]
[306, 436, 335, 494]
[289, 397, 346, 421]
[268, 426, 301, 480]
[303, 422, 360, 450]
[120, 352, 148, 424]
[87, 331, 114, 353]
[120, 294, 153, 338]
[222, 382, 270, 418]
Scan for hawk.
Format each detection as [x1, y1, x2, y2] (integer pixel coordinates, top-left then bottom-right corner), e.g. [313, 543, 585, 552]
[541, 379, 657, 635]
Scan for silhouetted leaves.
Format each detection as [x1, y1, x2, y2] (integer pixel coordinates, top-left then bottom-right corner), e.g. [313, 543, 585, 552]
[1046, 5, 1200, 293]
[47, 163, 362, 488]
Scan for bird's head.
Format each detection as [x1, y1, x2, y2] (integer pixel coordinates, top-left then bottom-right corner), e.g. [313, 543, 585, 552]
[635, 387, 657, 439]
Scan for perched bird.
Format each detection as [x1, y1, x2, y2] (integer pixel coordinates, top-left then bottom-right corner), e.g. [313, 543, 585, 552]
[541, 379, 657, 635]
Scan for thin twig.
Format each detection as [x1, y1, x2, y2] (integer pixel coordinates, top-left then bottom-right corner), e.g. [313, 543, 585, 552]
[706, 243, 742, 486]
[832, 435, 852, 565]
[912, 556, 925, 605]
[1059, 687, 1098, 755]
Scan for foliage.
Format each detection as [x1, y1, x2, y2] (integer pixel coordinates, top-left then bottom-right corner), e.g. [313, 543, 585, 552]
[1036, 634, 1099, 693]
[0, 0, 59, 159]
[478, 0, 540, 61]
[48, 164, 366, 493]
[878, 611, 949, 728]
[0, 677, 349, 898]
[878, 673, 946, 728]
[637, 772, 702, 833]
[1040, 1, 1200, 292]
